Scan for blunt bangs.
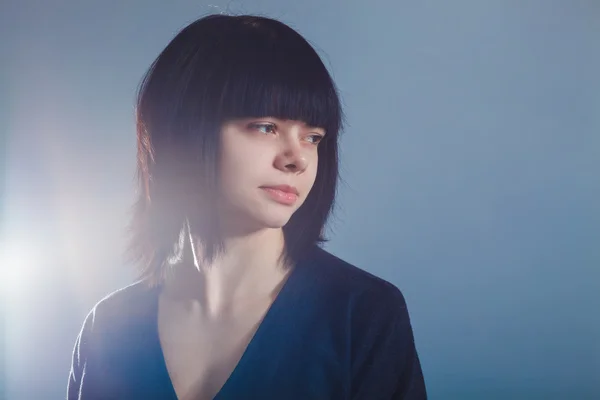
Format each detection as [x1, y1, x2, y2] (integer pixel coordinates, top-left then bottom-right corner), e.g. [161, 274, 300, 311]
[215, 28, 340, 136]
[169, 15, 342, 137]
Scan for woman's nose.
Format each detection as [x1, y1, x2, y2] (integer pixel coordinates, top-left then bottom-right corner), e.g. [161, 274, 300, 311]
[275, 143, 308, 173]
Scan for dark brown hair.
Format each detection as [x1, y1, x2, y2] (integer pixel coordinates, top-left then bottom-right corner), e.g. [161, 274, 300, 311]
[127, 14, 344, 286]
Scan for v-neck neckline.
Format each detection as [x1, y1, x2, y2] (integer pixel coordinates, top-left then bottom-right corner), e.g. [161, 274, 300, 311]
[152, 259, 305, 400]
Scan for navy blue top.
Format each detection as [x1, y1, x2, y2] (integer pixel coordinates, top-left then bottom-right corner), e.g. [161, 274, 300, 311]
[67, 246, 427, 399]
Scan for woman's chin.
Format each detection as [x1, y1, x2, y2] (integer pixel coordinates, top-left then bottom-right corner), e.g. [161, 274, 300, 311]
[256, 213, 293, 229]
[221, 210, 293, 234]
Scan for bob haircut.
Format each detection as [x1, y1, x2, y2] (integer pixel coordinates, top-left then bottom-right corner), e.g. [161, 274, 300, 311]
[128, 14, 344, 286]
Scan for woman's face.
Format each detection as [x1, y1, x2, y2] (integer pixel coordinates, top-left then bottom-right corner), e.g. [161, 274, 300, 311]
[217, 117, 325, 234]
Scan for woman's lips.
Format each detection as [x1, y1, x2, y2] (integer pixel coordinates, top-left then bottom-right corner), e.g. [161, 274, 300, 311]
[260, 187, 298, 205]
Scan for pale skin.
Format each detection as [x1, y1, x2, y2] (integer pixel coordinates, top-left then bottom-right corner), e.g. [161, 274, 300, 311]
[157, 117, 326, 400]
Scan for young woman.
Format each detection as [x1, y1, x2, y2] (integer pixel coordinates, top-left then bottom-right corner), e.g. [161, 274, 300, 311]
[67, 14, 427, 399]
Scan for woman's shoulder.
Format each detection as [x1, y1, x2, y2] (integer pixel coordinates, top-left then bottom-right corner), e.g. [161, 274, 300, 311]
[68, 280, 162, 396]
[307, 245, 407, 305]
[77, 279, 159, 338]
[307, 249, 427, 398]
[306, 247, 415, 358]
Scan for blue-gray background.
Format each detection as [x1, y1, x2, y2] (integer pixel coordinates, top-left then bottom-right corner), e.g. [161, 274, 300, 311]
[1, 1, 598, 399]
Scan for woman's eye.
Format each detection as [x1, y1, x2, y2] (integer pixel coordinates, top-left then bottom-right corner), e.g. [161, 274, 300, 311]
[307, 134, 324, 145]
[250, 123, 276, 134]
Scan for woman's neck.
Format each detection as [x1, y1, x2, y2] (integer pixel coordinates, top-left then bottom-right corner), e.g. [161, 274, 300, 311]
[160, 227, 291, 319]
